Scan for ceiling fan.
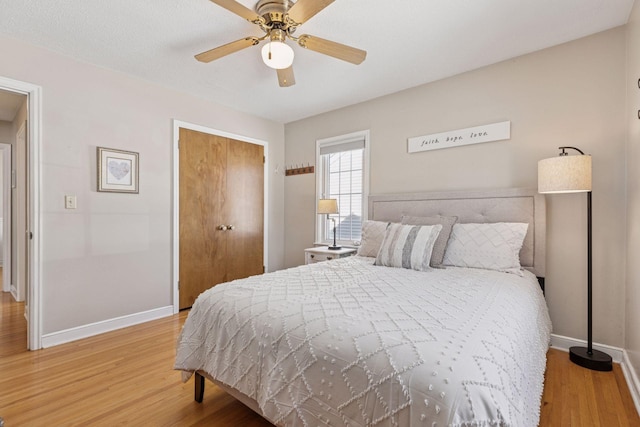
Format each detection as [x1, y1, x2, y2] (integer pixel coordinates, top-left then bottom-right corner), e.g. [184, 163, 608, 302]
[195, 0, 367, 87]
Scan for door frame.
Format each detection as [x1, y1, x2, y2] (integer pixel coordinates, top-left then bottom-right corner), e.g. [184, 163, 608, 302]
[171, 120, 268, 314]
[0, 76, 43, 350]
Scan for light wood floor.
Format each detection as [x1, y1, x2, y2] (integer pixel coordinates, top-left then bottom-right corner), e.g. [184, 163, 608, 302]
[1, 292, 639, 426]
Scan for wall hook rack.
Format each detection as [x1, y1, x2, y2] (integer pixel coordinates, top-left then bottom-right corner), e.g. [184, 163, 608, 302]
[285, 164, 314, 176]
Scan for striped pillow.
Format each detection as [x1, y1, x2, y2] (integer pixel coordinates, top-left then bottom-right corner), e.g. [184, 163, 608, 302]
[375, 223, 442, 271]
[401, 215, 458, 267]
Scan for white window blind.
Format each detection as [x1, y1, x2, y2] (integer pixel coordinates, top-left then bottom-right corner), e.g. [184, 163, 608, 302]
[316, 131, 369, 246]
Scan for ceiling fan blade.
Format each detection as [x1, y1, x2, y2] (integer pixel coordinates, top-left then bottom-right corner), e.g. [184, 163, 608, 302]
[286, 0, 334, 25]
[195, 37, 260, 63]
[297, 35, 366, 65]
[277, 66, 295, 87]
[209, 0, 261, 22]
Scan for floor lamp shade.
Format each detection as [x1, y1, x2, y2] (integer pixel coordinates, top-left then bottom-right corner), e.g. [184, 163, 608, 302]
[538, 154, 592, 194]
[537, 147, 611, 372]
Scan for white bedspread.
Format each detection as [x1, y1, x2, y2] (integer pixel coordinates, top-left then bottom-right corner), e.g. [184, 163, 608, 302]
[175, 256, 551, 427]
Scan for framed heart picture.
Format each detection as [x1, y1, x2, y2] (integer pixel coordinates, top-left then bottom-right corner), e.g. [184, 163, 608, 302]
[97, 147, 139, 193]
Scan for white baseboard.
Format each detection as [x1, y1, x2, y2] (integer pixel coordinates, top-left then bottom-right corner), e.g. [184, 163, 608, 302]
[10, 284, 19, 302]
[622, 350, 640, 417]
[41, 305, 174, 348]
[550, 333, 640, 417]
[549, 333, 623, 363]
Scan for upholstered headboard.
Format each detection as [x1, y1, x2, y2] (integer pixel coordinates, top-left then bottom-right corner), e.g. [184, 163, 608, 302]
[368, 187, 546, 278]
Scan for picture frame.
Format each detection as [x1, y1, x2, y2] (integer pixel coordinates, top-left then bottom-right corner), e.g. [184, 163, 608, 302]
[97, 147, 139, 193]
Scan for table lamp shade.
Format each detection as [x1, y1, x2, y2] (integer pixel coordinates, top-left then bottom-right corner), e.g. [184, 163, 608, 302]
[538, 155, 592, 193]
[318, 199, 338, 215]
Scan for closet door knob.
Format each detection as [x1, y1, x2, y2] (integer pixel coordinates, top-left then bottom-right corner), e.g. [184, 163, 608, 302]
[227, 225, 235, 231]
[218, 225, 228, 231]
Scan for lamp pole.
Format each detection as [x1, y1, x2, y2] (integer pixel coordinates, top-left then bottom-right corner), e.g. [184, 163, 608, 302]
[556, 147, 610, 371]
[587, 190, 592, 354]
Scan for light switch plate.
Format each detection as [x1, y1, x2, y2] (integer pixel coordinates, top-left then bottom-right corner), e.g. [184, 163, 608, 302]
[65, 195, 77, 209]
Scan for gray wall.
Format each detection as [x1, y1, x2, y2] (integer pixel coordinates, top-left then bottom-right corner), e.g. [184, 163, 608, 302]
[0, 121, 11, 142]
[284, 27, 627, 348]
[0, 120, 11, 290]
[626, 0, 640, 387]
[11, 98, 27, 302]
[0, 35, 285, 335]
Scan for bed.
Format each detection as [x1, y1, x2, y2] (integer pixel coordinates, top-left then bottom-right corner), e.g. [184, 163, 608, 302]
[175, 187, 551, 426]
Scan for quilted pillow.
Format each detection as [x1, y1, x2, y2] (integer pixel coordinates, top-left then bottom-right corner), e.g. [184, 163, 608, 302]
[442, 222, 529, 275]
[357, 220, 389, 257]
[375, 223, 442, 272]
[401, 215, 458, 267]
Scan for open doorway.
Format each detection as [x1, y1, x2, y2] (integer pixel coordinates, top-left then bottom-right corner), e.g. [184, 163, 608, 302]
[0, 88, 26, 351]
[0, 142, 13, 295]
[0, 75, 42, 351]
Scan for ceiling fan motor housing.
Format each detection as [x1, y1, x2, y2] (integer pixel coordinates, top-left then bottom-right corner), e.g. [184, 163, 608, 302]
[256, 0, 294, 29]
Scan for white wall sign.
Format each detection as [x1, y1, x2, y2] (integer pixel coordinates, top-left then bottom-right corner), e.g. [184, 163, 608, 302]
[408, 121, 511, 153]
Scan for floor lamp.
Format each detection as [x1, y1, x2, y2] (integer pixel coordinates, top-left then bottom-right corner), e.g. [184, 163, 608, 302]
[538, 146, 612, 371]
[317, 198, 341, 250]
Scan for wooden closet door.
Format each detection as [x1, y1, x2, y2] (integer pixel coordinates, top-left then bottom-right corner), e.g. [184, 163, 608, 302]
[226, 139, 264, 281]
[179, 129, 265, 309]
[179, 129, 228, 309]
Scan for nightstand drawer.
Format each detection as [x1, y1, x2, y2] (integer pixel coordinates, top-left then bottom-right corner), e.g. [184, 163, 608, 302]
[306, 252, 338, 264]
[304, 247, 357, 265]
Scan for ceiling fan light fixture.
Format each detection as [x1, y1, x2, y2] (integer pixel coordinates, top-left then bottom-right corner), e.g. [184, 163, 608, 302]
[261, 41, 294, 69]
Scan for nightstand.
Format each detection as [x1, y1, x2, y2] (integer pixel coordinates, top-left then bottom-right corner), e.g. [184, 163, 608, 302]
[304, 246, 357, 264]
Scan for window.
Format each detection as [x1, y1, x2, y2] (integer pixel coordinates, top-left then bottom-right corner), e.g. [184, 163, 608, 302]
[316, 130, 370, 246]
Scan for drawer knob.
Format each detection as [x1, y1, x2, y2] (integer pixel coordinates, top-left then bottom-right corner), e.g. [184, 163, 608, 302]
[310, 254, 315, 259]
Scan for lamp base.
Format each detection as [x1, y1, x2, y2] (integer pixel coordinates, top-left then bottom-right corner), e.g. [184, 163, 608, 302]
[327, 245, 342, 250]
[569, 346, 612, 371]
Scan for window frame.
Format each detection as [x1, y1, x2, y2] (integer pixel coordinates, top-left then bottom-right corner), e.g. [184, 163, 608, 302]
[315, 130, 370, 246]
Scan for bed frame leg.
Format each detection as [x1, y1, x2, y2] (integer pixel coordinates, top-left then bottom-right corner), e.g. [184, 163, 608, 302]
[195, 372, 205, 403]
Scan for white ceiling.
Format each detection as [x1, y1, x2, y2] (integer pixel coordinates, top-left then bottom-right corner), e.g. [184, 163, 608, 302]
[0, 0, 634, 123]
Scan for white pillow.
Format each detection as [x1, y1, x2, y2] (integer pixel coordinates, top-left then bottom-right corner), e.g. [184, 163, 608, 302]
[357, 220, 389, 257]
[375, 223, 442, 272]
[442, 222, 529, 275]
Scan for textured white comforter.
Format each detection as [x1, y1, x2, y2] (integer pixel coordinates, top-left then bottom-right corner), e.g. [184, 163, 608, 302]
[175, 256, 551, 427]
